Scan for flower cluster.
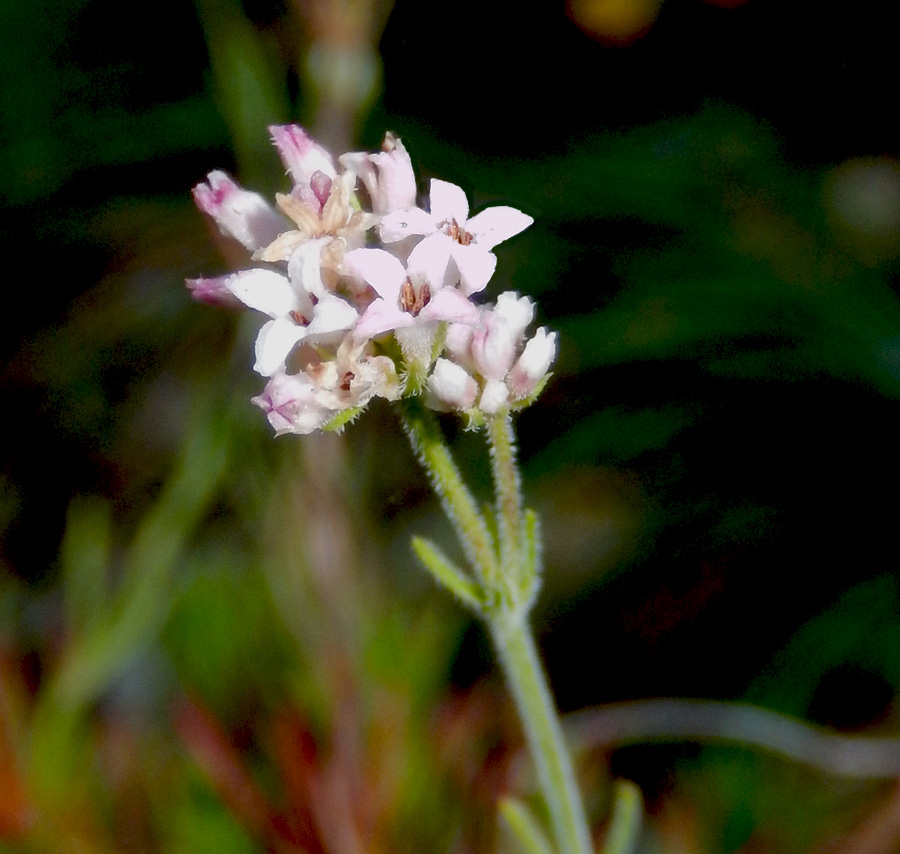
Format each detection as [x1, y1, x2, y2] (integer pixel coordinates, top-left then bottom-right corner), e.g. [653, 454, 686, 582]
[188, 126, 556, 434]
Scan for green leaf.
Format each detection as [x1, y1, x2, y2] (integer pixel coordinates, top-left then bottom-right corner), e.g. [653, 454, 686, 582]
[411, 535, 484, 614]
[499, 797, 555, 854]
[601, 779, 644, 854]
[519, 508, 542, 607]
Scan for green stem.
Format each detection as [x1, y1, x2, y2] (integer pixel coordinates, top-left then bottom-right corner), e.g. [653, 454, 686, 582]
[490, 610, 593, 854]
[398, 396, 498, 588]
[487, 414, 523, 589]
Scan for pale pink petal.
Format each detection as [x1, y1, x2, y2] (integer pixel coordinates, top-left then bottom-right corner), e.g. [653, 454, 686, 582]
[353, 299, 412, 341]
[251, 372, 333, 436]
[269, 125, 336, 211]
[427, 358, 477, 410]
[479, 378, 510, 415]
[407, 233, 453, 289]
[342, 248, 406, 302]
[509, 328, 557, 398]
[429, 179, 469, 225]
[465, 206, 533, 251]
[193, 171, 287, 251]
[379, 207, 437, 243]
[450, 243, 497, 295]
[185, 276, 244, 309]
[369, 135, 417, 211]
[340, 133, 417, 214]
[472, 313, 519, 380]
[254, 317, 308, 376]
[419, 288, 481, 325]
[225, 269, 299, 318]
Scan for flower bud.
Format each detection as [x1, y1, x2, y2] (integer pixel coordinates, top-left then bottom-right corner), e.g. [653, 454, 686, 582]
[508, 328, 557, 399]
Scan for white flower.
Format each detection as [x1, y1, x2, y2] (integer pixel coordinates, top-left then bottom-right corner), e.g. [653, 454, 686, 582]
[508, 327, 558, 399]
[223, 256, 358, 376]
[269, 124, 337, 213]
[471, 294, 535, 380]
[192, 171, 287, 252]
[342, 242, 479, 343]
[379, 179, 533, 294]
[251, 372, 336, 436]
[339, 132, 417, 215]
[426, 358, 478, 410]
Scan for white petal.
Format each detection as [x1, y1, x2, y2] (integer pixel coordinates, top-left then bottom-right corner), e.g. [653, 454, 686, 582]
[407, 233, 453, 289]
[251, 372, 332, 435]
[427, 358, 477, 410]
[287, 238, 329, 299]
[379, 207, 436, 243]
[343, 248, 406, 302]
[253, 317, 307, 376]
[494, 292, 535, 339]
[193, 171, 288, 251]
[451, 244, 497, 295]
[509, 328, 557, 398]
[270, 125, 336, 178]
[226, 269, 298, 318]
[429, 179, 469, 225]
[306, 295, 359, 335]
[465, 206, 533, 251]
[479, 378, 510, 415]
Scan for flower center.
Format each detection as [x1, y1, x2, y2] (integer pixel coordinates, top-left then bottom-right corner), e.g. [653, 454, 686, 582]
[441, 218, 473, 245]
[399, 278, 432, 316]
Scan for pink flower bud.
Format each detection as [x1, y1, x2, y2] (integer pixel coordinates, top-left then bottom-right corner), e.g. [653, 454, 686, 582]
[426, 358, 478, 410]
[192, 171, 287, 252]
[508, 328, 558, 399]
[269, 125, 337, 213]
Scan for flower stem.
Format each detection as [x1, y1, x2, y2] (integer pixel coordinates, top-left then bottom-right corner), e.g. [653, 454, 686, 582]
[490, 609, 594, 854]
[398, 396, 498, 589]
[487, 414, 523, 589]
[400, 398, 592, 852]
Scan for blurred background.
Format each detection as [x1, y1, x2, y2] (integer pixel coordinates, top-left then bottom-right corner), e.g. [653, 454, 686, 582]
[2, 0, 900, 850]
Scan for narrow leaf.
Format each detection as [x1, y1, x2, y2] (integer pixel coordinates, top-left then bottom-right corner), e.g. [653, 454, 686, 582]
[411, 535, 484, 613]
[499, 797, 555, 854]
[602, 779, 643, 854]
[520, 508, 543, 606]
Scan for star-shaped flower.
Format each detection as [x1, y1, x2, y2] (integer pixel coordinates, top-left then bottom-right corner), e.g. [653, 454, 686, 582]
[342, 241, 480, 343]
[379, 179, 533, 295]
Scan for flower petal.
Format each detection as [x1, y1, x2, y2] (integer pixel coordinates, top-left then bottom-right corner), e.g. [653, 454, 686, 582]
[225, 269, 299, 318]
[419, 287, 481, 325]
[429, 179, 469, 226]
[254, 317, 307, 376]
[306, 295, 359, 336]
[379, 207, 437, 243]
[287, 238, 330, 299]
[450, 243, 497, 295]
[354, 298, 412, 341]
[427, 358, 477, 410]
[342, 248, 406, 302]
[269, 125, 336, 211]
[465, 206, 533, 251]
[185, 276, 245, 309]
[193, 171, 287, 251]
[407, 233, 453, 289]
[251, 372, 334, 436]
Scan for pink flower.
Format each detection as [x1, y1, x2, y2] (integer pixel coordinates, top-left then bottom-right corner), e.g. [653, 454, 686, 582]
[379, 179, 533, 295]
[192, 171, 287, 252]
[342, 243, 479, 343]
[340, 132, 417, 215]
[269, 124, 337, 214]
